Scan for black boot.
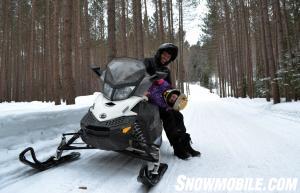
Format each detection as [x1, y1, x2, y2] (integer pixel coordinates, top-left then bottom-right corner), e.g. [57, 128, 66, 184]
[173, 143, 191, 160]
[172, 135, 191, 160]
[183, 133, 201, 157]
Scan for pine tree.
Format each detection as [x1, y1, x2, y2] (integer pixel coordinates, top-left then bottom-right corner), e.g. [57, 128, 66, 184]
[63, 0, 76, 104]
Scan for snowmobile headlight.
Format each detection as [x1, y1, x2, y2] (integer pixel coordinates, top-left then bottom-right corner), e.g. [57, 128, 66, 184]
[113, 86, 135, 100]
[103, 83, 113, 99]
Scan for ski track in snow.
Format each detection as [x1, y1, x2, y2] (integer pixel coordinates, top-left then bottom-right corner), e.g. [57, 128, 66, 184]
[0, 85, 299, 193]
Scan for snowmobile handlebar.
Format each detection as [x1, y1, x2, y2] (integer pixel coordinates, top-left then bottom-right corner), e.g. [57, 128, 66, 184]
[90, 64, 102, 77]
[149, 71, 168, 82]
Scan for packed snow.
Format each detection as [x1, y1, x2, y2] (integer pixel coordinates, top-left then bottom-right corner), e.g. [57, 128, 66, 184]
[0, 84, 299, 193]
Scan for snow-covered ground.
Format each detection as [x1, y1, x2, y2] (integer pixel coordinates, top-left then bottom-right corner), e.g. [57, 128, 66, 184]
[0, 85, 299, 193]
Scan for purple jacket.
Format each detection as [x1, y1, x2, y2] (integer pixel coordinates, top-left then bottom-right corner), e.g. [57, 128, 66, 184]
[148, 79, 172, 110]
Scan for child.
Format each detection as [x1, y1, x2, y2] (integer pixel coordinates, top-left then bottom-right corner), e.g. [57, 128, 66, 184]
[147, 79, 200, 159]
[147, 79, 187, 111]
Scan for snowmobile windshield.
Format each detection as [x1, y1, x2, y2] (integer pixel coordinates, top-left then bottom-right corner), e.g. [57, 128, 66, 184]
[103, 58, 146, 101]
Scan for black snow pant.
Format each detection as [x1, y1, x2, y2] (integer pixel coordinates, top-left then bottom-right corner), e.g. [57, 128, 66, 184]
[159, 108, 187, 146]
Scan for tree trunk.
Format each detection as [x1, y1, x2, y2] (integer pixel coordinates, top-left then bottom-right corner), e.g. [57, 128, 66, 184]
[27, 0, 36, 101]
[261, 0, 280, 104]
[158, 0, 164, 43]
[83, 0, 92, 93]
[45, 0, 52, 101]
[276, 0, 291, 102]
[166, 0, 173, 42]
[224, 0, 237, 97]
[74, 0, 82, 96]
[136, 0, 144, 59]
[107, 0, 116, 62]
[178, 0, 184, 92]
[0, 0, 9, 101]
[143, 0, 150, 56]
[240, 0, 253, 98]
[121, 0, 127, 57]
[63, 0, 76, 104]
[132, 0, 138, 57]
[15, 1, 22, 102]
[53, 0, 61, 105]
[153, 0, 159, 40]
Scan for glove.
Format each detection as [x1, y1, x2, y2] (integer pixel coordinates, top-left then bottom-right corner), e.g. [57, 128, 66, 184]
[154, 79, 165, 85]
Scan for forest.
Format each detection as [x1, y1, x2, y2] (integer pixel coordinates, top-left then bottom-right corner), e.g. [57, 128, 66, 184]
[0, 0, 299, 104]
[200, 0, 300, 103]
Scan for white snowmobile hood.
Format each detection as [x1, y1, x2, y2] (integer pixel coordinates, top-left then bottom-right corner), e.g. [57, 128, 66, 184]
[90, 93, 143, 122]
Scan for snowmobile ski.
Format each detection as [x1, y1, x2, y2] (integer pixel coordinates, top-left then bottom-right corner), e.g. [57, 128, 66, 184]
[137, 163, 168, 187]
[19, 147, 80, 171]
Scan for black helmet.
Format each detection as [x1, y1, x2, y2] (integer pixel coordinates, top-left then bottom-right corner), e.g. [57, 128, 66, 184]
[155, 43, 178, 66]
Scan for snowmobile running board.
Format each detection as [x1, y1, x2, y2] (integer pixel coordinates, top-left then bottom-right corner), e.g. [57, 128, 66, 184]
[116, 148, 159, 162]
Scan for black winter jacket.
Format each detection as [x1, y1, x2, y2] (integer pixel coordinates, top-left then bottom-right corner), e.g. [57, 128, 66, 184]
[143, 43, 178, 86]
[143, 57, 172, 85]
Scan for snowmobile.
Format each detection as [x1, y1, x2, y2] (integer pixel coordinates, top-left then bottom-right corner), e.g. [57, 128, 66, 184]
[19, 58, 168, 187]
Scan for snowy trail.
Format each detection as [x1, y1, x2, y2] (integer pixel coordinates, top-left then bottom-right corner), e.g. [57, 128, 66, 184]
[0, 86, 299, 193]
